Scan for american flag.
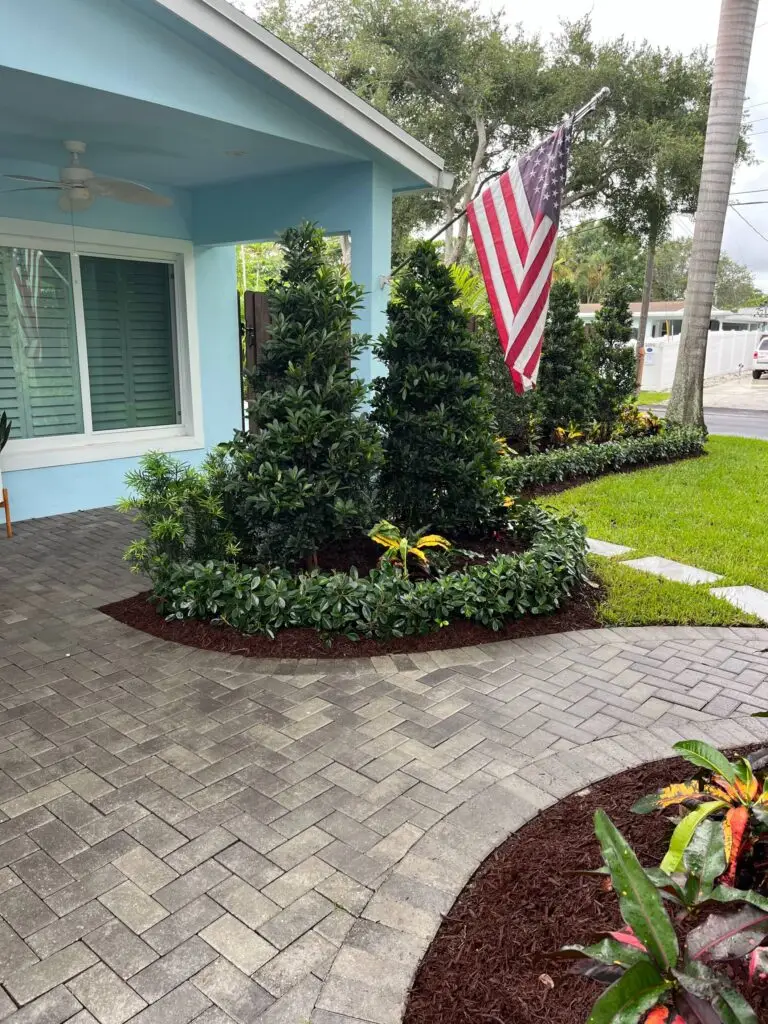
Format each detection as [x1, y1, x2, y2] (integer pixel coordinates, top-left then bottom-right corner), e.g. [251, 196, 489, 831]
[467, 124, 572, 394]
[11, 247, 44, 363]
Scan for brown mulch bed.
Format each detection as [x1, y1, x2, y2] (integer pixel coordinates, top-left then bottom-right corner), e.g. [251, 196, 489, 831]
[100, 583, 601, 660]
[404, 753, 768, 1024]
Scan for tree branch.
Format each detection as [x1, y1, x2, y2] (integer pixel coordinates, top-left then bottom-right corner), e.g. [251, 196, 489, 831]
[450, 117, 488, 264]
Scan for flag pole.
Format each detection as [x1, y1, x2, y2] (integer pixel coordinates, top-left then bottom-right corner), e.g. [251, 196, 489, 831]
[389, 86, 611, 279]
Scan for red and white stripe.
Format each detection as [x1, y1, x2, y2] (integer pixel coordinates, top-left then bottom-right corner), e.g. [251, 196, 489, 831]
[468, 159, 561, 394]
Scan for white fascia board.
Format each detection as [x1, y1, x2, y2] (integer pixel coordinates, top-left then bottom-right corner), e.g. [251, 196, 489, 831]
[152, 0, 454, 190]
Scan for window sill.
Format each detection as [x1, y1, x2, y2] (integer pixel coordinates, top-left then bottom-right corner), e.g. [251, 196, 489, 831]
[1, 428, 205, 472]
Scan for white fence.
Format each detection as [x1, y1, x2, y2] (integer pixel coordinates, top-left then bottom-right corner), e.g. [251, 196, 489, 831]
[640, 331, 758, 391]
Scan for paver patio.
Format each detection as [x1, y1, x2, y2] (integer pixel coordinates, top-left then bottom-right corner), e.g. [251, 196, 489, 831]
[2, 509, 768, 1023]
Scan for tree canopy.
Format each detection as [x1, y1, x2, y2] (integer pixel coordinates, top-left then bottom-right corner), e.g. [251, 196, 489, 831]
[252, 0, 716, 264]
[552, 219, 766, 309]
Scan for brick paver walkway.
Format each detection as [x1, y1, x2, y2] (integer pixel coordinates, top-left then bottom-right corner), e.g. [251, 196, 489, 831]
[2, 509, 768, 1023]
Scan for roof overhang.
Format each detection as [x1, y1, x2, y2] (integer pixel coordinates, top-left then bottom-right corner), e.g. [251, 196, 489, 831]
[151, 0, 454, 191]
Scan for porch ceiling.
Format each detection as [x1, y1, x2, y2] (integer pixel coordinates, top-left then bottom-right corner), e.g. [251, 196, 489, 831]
[0, 67, 363, 189]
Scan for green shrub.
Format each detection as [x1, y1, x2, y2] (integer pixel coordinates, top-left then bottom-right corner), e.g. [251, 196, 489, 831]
[535, 280, 595, 441]
[118, 451, 239, 576]
[224, 222, 382, 568]
[150, 504, 588, 641]
[505, 427, 706, 491]
[476, 318, 541, 452]
[586, 285, 637, 437]
[373, 242, 507, 534]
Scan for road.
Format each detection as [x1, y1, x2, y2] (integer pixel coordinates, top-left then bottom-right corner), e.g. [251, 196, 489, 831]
[648, 376, 768, 439]
[651, 405, 768, 440]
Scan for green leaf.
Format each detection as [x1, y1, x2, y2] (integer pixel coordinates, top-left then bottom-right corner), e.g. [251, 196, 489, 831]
[709, 886, 768, 912]
[683, 818, 727, 904]
[733, 758, 755, 788]
[713, 987, 759, 1024]
[594, 810, 679, 971]
[688, 905, 768, 962]
[660, 802, 727, 874]
[586, 960, 670, 1024]
[673, 741, 736, 784]
[560, 938, 649, 969]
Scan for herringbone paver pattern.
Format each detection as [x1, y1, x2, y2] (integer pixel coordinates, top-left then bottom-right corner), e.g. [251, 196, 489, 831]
[1, 509, 768, 1023]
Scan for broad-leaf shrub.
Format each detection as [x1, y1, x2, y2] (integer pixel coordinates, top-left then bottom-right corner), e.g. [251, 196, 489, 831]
[223, 222, 381, 568]
[373, 242, 507, 534]
[587, 285, 637, 437]
[150, 505, 588, 641]
[118, 451, 239, 576]
[535, 280, 595, 442]
[505, 428, 706, 492]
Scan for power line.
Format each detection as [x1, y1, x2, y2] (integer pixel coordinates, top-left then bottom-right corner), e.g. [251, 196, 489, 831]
[730, 203, 768, 244]
[732, 186, 768, 195]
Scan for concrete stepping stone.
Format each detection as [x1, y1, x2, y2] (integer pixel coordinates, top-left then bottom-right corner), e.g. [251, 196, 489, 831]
[622, 556, 722, 585]
[587, 538, 633, 557]
[710, 585, 768, 622]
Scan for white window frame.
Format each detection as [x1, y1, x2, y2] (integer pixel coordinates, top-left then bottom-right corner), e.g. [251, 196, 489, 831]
[0, 217, 204, 472]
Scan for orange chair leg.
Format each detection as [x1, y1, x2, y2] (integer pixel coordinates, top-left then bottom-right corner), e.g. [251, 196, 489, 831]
[2, 488, 11, 538]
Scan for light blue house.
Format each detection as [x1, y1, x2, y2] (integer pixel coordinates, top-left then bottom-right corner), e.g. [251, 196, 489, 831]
[0, 0, 451, 523]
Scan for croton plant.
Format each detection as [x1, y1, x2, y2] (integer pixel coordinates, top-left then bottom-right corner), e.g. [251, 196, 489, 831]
[564, 736, 768, 1023]
[634, 740, 768, 885]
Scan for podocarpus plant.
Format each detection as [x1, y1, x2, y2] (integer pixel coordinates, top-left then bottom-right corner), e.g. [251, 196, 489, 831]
[119, 451, 240, 576]
[587, 286, 637, 438]
[633, 740, 768, 884]
[224, 223, 382, 568]
[372, 241, 508, 534]
[563, 810, 761, 1024]
[535, 280, 595, 442]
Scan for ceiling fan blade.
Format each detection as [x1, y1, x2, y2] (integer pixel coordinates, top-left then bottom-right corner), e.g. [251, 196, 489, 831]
[89, 177, 173, 207]
[2, 173, 60, 184]
[0, 186, 64, 193]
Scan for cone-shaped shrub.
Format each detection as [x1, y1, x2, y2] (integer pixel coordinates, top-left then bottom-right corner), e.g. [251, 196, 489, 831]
[535, 279, 595, 440]
[588, 285, 637, 435]
[226, 222, 381, 567]
[372, 241, 507, 534]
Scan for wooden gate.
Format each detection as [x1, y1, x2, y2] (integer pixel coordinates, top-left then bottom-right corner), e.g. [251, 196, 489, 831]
[240, 290, 270, 433]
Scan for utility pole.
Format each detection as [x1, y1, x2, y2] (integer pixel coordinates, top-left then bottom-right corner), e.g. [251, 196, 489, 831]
[667, 0, 759, 427]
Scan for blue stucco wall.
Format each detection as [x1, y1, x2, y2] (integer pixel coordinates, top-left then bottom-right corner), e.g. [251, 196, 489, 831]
[193, 162, 393, 378]
[0, 1, 401, 521]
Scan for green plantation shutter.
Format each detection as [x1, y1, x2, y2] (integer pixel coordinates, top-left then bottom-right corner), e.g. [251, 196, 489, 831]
[81, 256, 178, 431]
[0, 248, 83, 439]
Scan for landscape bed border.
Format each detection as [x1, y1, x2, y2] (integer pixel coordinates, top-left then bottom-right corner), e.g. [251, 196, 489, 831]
[308, 713, 768, 1024]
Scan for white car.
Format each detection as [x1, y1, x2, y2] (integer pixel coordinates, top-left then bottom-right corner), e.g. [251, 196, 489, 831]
[754, 335, 768, 379]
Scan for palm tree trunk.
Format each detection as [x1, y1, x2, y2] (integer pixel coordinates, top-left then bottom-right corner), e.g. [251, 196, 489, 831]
[635, 222, 659, 389]
[667, 0, 759, 426]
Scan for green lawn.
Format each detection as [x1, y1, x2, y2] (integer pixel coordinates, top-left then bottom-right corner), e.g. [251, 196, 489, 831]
[591, 558, 758, 627]
[637, 390, 670, 405]
[547, 435, 768, 624]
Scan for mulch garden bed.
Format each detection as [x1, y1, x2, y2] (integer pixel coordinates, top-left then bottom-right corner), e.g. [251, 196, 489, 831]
[404, 752, 768, 1024]
[100, 582, 602, 660]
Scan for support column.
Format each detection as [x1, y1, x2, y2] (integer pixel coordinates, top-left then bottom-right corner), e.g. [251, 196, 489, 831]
[349, 165, 393, 382]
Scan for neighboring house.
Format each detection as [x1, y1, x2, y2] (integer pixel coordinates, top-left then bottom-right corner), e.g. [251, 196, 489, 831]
[579, 302, 768, 340]
[0, 0, 452, 523]
[579, 303, 768, 390]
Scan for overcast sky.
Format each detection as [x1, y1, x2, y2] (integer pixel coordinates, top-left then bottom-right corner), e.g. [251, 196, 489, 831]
[481, 0, 768, 287]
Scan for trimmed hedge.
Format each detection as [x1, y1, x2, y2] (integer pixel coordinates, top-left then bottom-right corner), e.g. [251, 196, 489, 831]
[151, 504, 588, 641]
[505, 427, 707, 492]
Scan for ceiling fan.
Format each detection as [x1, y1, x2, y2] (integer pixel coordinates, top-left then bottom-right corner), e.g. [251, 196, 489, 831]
[1, 140, 173, 212]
